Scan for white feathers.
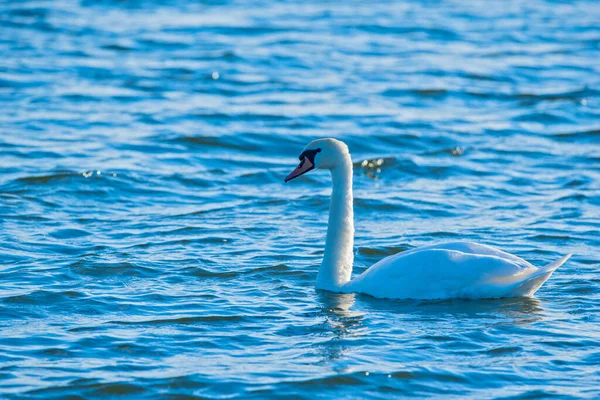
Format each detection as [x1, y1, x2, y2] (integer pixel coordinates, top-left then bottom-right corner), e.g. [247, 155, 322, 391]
[294, 138, 570, 300]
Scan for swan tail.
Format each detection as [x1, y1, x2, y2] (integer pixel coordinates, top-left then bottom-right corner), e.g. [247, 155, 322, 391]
[511, 254, 572, 297]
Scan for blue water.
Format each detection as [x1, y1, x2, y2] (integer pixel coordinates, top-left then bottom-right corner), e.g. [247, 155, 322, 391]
[1, 0, 600, 398]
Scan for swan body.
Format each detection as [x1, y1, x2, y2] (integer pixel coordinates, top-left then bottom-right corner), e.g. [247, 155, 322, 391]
[345, 241, 570, 299]
[285, 138, 571, 300]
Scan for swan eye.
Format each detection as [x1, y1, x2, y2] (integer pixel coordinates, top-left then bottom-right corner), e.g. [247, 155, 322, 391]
[298, 148, 322, 163]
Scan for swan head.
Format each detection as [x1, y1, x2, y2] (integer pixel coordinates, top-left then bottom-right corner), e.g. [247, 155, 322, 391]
[285, 138, 349, 182]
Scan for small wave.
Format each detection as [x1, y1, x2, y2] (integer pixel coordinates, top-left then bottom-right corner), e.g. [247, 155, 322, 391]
[484, 346, 522, 356]
[37, 347, 74, 357]
[16, 171, 77, 185]
[512, 112, 574, 124]
[2, 290, 84, 305]
[244, 263, 308, 278]
[382, 88, 449, 98]
[48, 228, 91, 239]
[353, 24, 459, 40]
[29, 382, 147, 397]
[108, 315, 245, 325]
[294, 372, 365, 387]
[357, 246, 407, 257]
[101, 42, 135, 52]
[421, 146, 466, 157]
[182, 266, 239, 279]
[553, 128, 600, 143]
[513, 89, 598, 102]
[69, 260, 158, 278]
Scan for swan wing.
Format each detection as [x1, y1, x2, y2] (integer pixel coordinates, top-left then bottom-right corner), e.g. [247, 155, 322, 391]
[348, 243, 539, 299]
[397, 241, 533, 269]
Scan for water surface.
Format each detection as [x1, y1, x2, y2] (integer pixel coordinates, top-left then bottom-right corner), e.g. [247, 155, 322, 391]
[1, 0, 600, 398]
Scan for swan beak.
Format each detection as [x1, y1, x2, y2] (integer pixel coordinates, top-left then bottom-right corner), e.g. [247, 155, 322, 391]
[285, 158, 315, 182]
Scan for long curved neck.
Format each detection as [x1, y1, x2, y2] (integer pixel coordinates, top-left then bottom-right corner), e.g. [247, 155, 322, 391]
[316, 157, 354, 290]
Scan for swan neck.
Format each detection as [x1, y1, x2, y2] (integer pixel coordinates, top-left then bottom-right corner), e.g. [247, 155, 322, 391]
[317, 158, 354, 290]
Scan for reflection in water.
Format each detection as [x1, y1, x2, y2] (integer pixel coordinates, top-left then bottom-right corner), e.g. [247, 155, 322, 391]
[314, 291, 545, 372]
[316, 291, 364, 363]
[358, 294, 545, 326]
[490, 296, 545, 326]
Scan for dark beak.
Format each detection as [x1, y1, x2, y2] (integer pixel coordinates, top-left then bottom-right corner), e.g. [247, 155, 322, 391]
[285, 158, 315, 182]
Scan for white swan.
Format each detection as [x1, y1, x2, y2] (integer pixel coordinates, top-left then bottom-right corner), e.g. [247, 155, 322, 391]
[285, 138, 571, 300]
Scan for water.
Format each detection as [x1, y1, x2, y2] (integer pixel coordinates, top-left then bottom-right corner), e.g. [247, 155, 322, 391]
[1, 0, 599, 398]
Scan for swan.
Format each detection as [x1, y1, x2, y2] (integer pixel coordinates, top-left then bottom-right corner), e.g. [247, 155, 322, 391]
[285, 138, 571, 299]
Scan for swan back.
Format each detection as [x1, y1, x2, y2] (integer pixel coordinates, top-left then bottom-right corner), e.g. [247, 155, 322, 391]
[346, 242, 540, 299]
